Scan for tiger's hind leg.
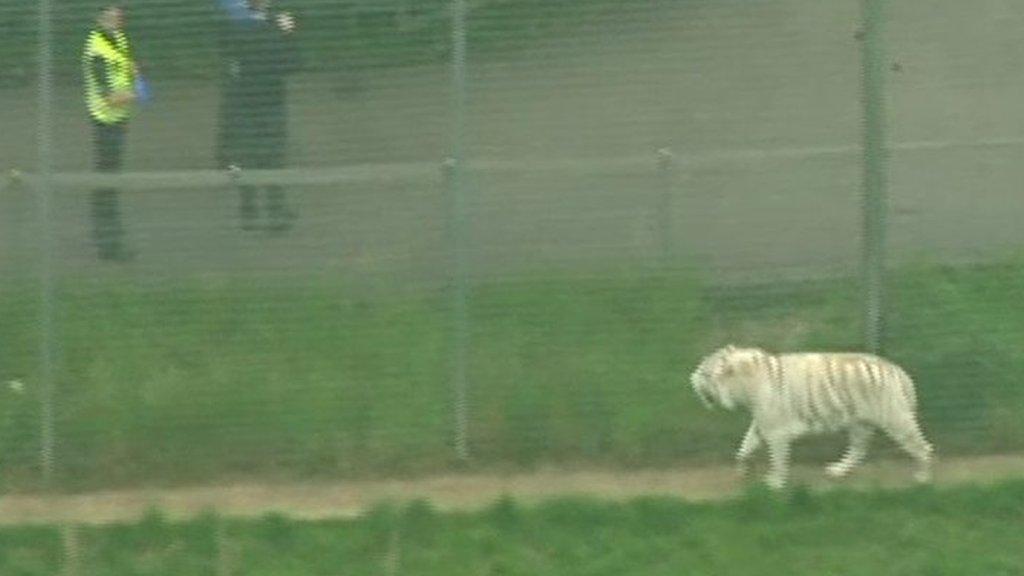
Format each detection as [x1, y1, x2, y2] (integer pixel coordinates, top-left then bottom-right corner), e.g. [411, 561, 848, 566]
[882, 416, 935, 483]
[825, 424, 873, 479]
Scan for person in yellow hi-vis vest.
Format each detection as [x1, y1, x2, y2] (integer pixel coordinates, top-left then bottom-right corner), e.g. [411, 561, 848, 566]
[82, 4, 138, 261]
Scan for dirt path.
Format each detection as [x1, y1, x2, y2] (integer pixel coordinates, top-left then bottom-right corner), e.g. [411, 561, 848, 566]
[1, 454, 1022, 526]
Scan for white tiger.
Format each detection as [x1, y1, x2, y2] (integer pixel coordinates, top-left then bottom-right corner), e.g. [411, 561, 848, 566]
[690, 345, 934, 490]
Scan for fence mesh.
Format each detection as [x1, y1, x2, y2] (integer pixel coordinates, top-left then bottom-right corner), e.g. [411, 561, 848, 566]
[1, 0, 1023, 497]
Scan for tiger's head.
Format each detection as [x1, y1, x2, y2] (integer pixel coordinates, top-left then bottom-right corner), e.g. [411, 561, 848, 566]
[690, 345, 766, 410]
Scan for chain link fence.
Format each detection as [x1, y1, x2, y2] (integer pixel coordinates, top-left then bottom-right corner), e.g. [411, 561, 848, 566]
[1, 0, 1023, 492]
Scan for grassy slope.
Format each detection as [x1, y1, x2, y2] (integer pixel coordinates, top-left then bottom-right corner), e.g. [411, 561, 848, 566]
[2, 480, 1023, 575]
[2, 260, 1024, 489]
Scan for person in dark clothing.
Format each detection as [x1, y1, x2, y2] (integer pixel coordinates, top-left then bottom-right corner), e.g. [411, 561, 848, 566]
[217, 0, 300, 233]
[214, 0, 256, 171]
[82, 4, 138, 261]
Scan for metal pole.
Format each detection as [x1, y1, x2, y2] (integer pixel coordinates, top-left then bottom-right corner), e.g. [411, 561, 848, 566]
[449, 0, 470, 462]
[215, 520, 232, 576]
[61, 524, 81, 576]
[656, 148, 674, 265]
[37, 0, 59, 487]
[860, 0, 888, 355]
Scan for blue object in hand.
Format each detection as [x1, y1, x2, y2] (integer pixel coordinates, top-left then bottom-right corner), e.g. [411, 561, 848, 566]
[134, 75, 152, 105]
[217, 0, 258, 25]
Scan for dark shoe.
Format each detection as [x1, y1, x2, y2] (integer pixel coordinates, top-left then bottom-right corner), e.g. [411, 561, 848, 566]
[91, 187, 128, 253]
[98, 244, 135, 263]
[240, 216, 260, 232]
[265, 186, 296, 234]
[239, 185, 259, 231]
[264, 186, 296, 233]
[266, 210, 297, 234]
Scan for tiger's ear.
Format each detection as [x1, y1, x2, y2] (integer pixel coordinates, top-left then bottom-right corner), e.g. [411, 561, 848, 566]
[718, 354, 742, 377]
[721, 355, 756, 378]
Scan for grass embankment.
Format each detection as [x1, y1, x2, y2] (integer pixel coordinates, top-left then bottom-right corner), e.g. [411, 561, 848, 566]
[1, 261, 1023, 489]
[3, 480, 1024, 575]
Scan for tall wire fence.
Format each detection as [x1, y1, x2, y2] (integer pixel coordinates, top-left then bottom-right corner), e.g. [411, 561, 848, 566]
[1, 0, 1023, 492]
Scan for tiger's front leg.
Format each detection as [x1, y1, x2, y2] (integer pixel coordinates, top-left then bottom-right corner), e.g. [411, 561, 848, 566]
[735, 423, 762, 478]
[764, 434, 793, 490]
[825, 424, 873, 479]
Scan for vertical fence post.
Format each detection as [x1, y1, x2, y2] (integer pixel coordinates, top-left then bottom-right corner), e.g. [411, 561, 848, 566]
[656, 148, 674, 265]
[448, 0, 470, 463]
[37, 0, 59, 488]
[61, 524, 81, 576]
[384, 525, 402, 576]
[215, 519, 232, 576]
[860, 0, 888, 355]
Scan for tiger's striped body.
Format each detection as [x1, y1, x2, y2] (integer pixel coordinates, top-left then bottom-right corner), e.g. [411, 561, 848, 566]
[691, 345, 934, 489]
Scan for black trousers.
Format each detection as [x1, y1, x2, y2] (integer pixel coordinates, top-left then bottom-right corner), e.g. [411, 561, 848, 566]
[91, 121, 129, 260]
[230, 108, 295, 233]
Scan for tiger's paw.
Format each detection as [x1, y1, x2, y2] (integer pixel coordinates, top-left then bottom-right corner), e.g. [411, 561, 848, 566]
[825, 462, 852, 479]
[913, 467, 933, 484]
[764, 474, 787, 491]
[736, 460, 752, 479]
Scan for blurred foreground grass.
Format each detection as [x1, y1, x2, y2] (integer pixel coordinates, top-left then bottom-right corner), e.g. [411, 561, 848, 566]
[2, 480, 1023, 576]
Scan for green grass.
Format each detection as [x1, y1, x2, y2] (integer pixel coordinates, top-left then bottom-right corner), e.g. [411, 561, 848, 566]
[2, 480, 1024, 575]
[2, 259, 1024, 490]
